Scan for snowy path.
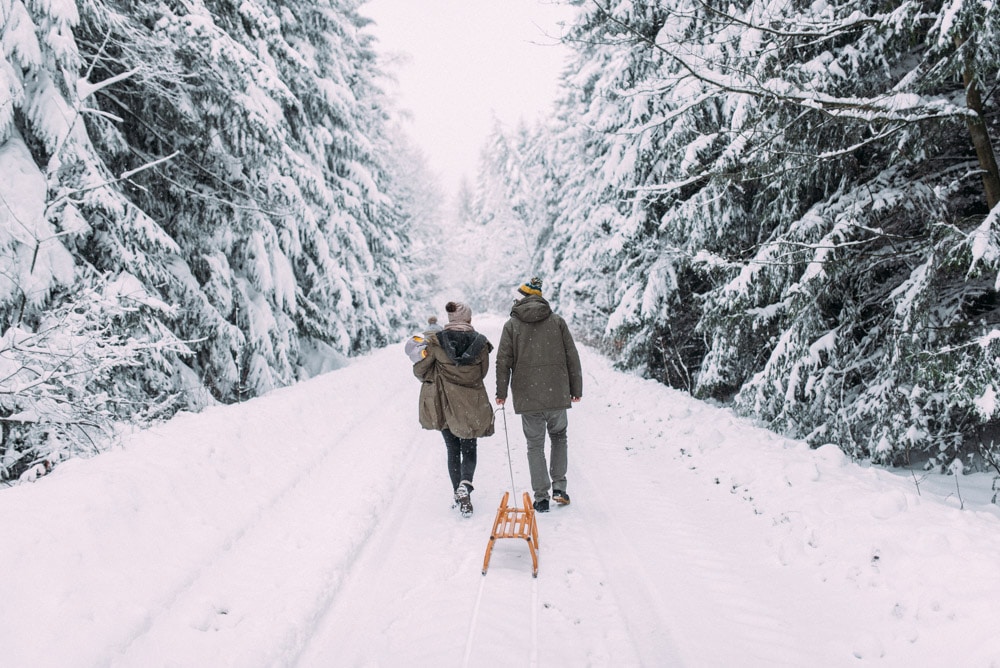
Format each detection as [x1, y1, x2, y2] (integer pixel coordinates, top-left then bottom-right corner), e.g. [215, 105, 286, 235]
[3, 315, 1000, 666]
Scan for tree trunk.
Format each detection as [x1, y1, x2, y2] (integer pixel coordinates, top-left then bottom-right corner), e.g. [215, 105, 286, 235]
[957, 37, 1000, 210]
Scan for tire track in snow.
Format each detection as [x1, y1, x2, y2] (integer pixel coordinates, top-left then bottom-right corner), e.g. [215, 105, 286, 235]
[570, 463, 688, 665]
[571, 347, 843, 666]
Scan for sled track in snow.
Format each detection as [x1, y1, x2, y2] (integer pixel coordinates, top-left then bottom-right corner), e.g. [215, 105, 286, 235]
[565, 464, 691, 665]
[110, 401, 372, 656]
[462, 564, 541, 667]
[573, 417, 832, 666]
[111, 368, 424, 666]
[569, 348, 831, 667]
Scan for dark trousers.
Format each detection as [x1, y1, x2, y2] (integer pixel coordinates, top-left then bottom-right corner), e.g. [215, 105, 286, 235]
[442, 428, 477, 491]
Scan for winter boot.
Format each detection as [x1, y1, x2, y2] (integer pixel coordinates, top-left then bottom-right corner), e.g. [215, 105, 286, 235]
[533, 498, 549, 513]
[552, 489, 571, 506]
[456, 480, 474, 518]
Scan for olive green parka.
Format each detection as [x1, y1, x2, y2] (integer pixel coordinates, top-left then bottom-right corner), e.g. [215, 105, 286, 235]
[495, 295, 583, 414]
[413, 329, 495, 439]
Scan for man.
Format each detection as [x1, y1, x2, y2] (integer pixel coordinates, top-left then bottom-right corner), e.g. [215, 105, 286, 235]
[495, 277, 583, 512]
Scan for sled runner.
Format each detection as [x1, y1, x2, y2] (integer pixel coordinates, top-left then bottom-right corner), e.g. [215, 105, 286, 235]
[482, 491, 539, 577]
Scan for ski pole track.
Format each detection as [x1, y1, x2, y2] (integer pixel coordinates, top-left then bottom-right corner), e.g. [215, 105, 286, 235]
[111, 355, 423, 666]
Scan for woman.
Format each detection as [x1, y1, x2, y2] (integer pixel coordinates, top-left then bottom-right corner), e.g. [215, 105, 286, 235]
[412, 301, 494, 517]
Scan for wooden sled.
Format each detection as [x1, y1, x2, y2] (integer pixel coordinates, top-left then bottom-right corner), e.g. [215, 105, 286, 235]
[482, 491, 540, 577]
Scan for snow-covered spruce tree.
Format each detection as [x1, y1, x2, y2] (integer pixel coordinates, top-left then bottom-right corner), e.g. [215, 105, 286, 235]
[537, 1, 712, 378]
[539, 0, 1000, 461]
[74, 0, 412, 398]
[0, 0, 416, 479]
[685, 0, 1000, 464]
[1, 0, 193, 480]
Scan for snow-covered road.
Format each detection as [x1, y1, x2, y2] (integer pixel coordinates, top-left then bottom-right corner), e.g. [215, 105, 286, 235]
[3, 314, 1000, 667]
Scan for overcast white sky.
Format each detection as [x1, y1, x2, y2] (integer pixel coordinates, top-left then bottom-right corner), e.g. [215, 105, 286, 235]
[361, 0, 576, 198]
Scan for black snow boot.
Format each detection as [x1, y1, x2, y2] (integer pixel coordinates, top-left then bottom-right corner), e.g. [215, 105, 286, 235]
[456, 480, 474, 518]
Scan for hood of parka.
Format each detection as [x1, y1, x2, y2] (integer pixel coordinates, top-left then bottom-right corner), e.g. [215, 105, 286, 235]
[510, 295, 552, 323]
[437, 330, 489, 366]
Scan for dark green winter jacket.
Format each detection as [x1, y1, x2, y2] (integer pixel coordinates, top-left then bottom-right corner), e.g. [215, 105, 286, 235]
[413, 329, 495, 439]
[495, 296, 583, 414]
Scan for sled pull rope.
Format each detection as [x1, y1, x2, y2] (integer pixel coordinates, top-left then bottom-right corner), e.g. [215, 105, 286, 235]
[497, 406, 517, 495]
[483, 407, 539, 577]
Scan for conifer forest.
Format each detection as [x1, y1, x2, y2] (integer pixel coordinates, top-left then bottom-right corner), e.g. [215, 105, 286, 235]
[1, 0, 999, 483]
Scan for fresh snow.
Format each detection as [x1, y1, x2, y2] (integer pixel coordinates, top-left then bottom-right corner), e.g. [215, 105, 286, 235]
[2, 313, 1000, 666]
